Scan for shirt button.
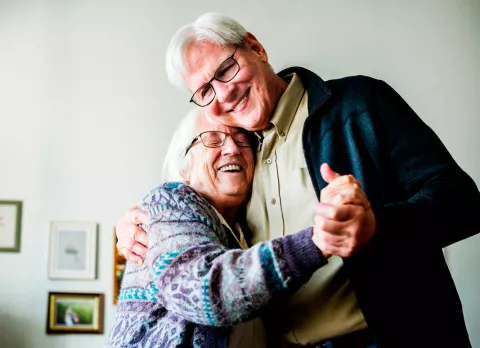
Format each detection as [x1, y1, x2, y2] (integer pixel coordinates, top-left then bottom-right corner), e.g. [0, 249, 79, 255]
[279, 131, 286, 137]
[270, 198, 276, 205]
[266, 158, 272, 164]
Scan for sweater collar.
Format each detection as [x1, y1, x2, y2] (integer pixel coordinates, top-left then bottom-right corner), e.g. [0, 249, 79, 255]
[277, 66, 331, 114]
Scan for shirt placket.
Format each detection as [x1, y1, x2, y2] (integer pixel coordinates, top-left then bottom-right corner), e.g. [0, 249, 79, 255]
[261, 128, 284, 239]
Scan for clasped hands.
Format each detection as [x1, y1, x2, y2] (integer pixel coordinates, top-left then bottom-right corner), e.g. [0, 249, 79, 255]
[313, 163, 376, 258]
[115, 163, 376, 264]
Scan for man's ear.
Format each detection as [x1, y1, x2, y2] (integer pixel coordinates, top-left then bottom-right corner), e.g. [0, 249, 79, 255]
[245, 32, 268, 63]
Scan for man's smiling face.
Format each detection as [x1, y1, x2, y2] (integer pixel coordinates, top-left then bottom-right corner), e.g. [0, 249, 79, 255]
[183, 34, 287, 131]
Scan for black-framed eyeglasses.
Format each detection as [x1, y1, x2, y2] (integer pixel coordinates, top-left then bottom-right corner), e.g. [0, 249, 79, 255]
[184, 130, 251, 155]
[189, 45, 240, 107]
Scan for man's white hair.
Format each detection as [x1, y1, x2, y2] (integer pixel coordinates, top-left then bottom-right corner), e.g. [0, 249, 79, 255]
[162, 108, 203, 182]
[165, 13, 248, 91]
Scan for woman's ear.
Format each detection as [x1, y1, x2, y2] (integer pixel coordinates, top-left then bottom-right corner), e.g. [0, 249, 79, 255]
[245, 32, 268, 63]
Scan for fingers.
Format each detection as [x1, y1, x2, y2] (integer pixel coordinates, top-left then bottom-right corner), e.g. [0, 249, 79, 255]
[330, 184, 363, 205]
[314, 210, 343, 231]
[312, 202, 374, 257]
[320, 163, 360, 187]
[326, 174, 361, 188]
[118, 243, 144, 265]
[127, 207, 149, 225]
[320, 163, 341, 184]
[133, 226, 149, 247]
[322, 184, 371, 210]
[314, 202, 359, 222]
[312, 230, 354, 258]
[319, 167, 370, 210]
[115, 206, 150, 264]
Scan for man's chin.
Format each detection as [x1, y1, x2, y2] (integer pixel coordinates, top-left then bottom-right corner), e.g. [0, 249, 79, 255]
[240, 115, 268, 131]
[246, 110, 270, 131]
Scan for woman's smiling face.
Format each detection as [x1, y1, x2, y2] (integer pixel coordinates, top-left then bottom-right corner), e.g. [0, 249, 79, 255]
[184, 115, 255, 211]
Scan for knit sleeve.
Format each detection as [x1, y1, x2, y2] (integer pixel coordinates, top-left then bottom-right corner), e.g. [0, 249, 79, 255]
[141, 183, 327, 327]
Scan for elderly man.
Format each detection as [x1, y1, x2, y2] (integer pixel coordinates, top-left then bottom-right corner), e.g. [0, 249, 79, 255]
[116, 13, 480, 348]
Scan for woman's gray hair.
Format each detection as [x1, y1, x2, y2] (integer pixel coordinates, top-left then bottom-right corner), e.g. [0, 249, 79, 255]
[162, 108, 202, 182]
[165, 13, 248, 90]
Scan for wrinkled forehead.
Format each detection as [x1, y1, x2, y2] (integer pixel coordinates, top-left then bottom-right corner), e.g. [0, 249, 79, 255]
[183, 42, 236, 90]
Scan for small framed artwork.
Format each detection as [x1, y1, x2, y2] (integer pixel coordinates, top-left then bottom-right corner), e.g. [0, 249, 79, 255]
[113, 228, 127, 304]
[46, 292, 104, 334]
[0, 200, 23, 252]
[49, 221, 97, 280]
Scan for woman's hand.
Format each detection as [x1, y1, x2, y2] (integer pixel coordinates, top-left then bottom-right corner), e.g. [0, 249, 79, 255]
[115, 206, 149, 264]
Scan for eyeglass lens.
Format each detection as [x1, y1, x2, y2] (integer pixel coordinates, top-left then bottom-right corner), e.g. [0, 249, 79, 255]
[200, 131, 250, 147]
[191, 46, 240, 106]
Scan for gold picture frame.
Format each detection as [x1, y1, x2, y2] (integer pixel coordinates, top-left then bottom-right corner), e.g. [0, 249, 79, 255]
[46, 292, 104, 334]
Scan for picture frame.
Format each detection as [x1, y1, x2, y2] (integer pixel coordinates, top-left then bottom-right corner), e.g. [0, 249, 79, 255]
[49, 221, 97, 280]
[113, 228, 127, 304]
[46, 292, 104, 334]
[0, 200, 23, 252]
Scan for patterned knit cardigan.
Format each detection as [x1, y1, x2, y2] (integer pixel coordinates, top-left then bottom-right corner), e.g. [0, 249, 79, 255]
[106, 182, 326, 347]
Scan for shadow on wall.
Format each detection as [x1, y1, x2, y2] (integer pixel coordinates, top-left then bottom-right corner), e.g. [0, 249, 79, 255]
[0, 313, 29, 348]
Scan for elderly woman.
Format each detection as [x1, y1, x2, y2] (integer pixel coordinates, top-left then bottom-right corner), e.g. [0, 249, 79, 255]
[106, 109, 327, 347]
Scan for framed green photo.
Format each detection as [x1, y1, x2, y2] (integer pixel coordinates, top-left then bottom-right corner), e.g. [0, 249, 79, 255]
[46, 292, 104, 334]
[0, 200, 22, 252]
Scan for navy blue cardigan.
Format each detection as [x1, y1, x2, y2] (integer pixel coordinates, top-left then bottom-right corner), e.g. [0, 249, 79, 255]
[279, 67, 480, 348]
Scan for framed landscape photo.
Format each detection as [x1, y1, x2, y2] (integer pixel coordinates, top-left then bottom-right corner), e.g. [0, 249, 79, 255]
[46, 292, 104, 334]
[0, 200, 22, 252]
[49, 221, 97, 280]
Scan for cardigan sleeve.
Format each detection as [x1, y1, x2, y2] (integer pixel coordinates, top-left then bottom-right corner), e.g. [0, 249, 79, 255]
[371, 79, 480, 248]
[140, 183, 326, 327]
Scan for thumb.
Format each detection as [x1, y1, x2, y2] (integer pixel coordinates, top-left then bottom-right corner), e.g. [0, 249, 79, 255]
[320, 163, 341, 184]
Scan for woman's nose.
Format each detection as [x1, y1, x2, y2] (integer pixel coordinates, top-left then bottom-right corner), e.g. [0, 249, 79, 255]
[221, 135, 240, 154]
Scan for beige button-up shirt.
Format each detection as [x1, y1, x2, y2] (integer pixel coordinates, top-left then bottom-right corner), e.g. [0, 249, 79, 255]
[246, 74, 367, 344]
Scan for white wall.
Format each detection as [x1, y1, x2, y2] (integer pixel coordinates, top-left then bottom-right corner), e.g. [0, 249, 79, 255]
[0, 1, 479, 347]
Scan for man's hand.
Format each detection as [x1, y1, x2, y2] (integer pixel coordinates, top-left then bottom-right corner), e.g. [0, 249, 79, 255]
[312, 163, 376, 258]
[115, 206, 149, 264]
[319, 163, 370, 210]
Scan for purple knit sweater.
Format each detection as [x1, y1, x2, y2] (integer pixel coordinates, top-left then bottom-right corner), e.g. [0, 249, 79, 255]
[106, 182, 326, 347]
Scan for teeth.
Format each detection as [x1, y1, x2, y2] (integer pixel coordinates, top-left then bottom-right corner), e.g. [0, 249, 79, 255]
[219, 164, 241, 172]
[232, 91, 248, 112]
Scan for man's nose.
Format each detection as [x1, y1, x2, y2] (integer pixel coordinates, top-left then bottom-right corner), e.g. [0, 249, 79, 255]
[211, 79, 234, 104]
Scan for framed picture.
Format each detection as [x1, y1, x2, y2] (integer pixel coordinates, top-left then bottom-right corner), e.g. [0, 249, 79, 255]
[113, 228, 127, 304]
[0, 200, 22, 252]
[46, 292, 104, 334]
[49, 221, 97, 280]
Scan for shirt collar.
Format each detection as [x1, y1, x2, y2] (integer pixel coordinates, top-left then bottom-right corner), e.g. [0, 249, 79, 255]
[277, 67, 331, 114]
[210, 205, 247, 249]
[265, 73, 306, 141]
